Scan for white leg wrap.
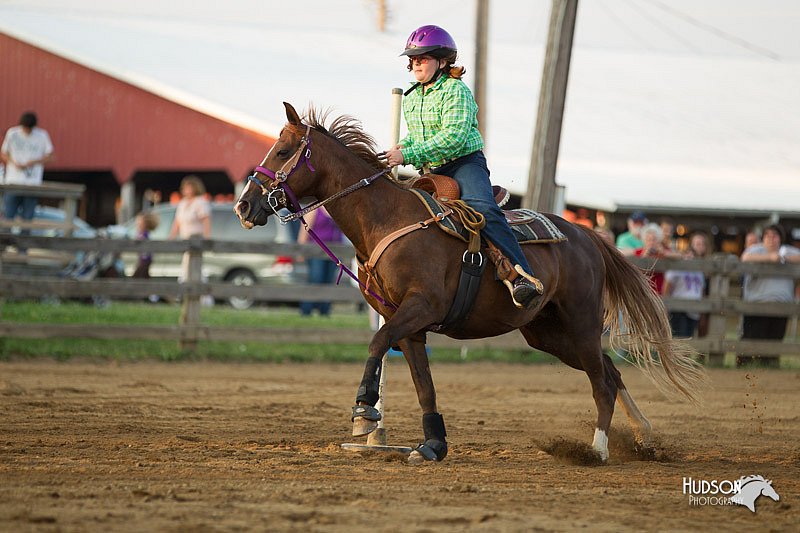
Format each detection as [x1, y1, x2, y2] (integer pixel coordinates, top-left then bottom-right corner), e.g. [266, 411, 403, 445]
[592, 428, 609, 462]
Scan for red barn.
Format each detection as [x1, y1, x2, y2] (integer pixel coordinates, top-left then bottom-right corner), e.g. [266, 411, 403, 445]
[1, 32, 275, 226]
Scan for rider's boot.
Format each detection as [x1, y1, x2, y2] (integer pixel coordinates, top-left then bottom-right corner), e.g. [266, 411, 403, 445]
[504, 265, 544, 309]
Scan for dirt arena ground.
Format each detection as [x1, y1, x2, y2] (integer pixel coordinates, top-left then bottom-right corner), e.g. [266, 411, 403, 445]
[1, 360, 797, 532]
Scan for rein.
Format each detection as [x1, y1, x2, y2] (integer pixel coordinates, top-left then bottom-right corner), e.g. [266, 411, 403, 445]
[246, 124, 396, 310]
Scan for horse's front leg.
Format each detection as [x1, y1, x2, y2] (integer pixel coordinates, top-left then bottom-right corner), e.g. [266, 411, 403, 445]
[351, 293, 446, 460]
[395, 334, 448, 464]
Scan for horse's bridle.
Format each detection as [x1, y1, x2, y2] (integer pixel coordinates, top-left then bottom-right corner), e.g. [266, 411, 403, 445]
[246, 125, 315, 224]
[243, 123, 396, 309]
[246, 123, 388, 225]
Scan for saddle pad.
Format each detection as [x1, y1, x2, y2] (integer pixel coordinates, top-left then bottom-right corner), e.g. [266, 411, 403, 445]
[504, 208, 568, 244]
[410, 189, 567, 245]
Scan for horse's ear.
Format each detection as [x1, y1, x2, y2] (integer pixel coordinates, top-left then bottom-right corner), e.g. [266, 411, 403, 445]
[284, 102, 302, 125]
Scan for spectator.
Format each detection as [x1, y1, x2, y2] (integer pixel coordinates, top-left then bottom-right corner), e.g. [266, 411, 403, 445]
[738, 224, 800, 367]
[634, 223, 682, 294]
[689, 232, 712, 337]
[594, 210, 615, 245]
[1, 111, 54, 251]
[743, 228, 760, 252]
[298, 207, 343, 317]
[168, 175, 212, 305]
[659, 217, 676, 251]
[132, 211, 160, 279]
[616, 210, 647, 256]
[574, 208, 594, 229]
[663, 234, 707, 338]
[168, 175, 211, 244]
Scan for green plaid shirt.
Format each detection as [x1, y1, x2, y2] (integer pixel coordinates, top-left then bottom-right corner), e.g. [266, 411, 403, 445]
[400, 75, 484, 169]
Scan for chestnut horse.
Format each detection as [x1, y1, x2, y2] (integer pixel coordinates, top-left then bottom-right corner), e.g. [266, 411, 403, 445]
[235, 103, 704, 464]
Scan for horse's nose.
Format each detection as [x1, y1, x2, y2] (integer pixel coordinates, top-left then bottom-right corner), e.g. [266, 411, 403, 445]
[234, 200, 251, 221]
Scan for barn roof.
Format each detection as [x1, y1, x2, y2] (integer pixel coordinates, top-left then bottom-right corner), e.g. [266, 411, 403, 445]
[1, 0, 798, 212]
[0, 33, 273, 184]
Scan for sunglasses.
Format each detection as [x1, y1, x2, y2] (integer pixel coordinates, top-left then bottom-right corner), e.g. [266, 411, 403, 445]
[410, 56, 436, 65]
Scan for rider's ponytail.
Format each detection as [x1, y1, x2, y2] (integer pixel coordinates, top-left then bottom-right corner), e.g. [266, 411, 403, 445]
[448, 65, 466, 79]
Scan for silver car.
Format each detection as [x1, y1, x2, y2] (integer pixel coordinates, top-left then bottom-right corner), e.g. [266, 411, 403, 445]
[122, 202, 297, 309]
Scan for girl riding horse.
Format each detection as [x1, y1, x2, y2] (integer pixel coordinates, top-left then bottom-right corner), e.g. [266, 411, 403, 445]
[383, 25, 542, 309]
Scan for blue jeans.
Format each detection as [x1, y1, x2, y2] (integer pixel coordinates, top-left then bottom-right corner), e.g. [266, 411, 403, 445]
[3, 194, 38, 229]
[300, 258, 338, 316]
[669, 312, 698, 338]
[433, 151, 533, 274]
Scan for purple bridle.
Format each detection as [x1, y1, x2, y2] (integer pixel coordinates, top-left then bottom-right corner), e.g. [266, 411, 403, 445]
[245, 124, 395, 310]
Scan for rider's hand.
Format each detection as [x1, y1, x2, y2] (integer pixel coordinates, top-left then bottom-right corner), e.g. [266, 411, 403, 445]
[384, 148, 404, 168]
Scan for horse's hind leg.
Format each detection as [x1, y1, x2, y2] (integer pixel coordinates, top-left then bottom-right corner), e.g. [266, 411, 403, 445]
[520, 324, 616, 461]
[605, 354, 652, 442]
[586, 355, 618, 462]
[601, 353, 653, 450]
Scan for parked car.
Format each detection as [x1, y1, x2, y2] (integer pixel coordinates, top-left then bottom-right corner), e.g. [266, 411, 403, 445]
[121, 202, 298, 309]
[1, 206, 123, 281]
[9, 205, 98, 238]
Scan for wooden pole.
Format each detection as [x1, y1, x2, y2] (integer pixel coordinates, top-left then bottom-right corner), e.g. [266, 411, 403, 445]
[179, 239, 203, 353]
[474, 0, 490, 140]
[376, 0, 387, 32]
[523, 0, 578, 212]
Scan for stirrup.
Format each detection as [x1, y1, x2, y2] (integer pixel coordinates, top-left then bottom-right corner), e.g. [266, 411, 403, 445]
[514, 265, 544, 294]
[502, 265, 544, 308]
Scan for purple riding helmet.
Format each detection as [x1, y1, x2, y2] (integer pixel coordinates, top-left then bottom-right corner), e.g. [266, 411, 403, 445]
[400, 25, 457, 58]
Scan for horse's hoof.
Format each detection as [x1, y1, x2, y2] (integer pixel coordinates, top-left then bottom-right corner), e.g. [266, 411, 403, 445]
[408, 450, 426, 465]
[352, 417, 379, 437]
[407, 439, 448, 464]
[351, 404, 381, 436]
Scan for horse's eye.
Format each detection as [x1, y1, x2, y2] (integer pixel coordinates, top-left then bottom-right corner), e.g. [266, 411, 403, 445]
[277, 149, 289, 158]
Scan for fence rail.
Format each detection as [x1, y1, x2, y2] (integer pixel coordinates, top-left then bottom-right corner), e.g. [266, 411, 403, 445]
[1, 234, 799, 362]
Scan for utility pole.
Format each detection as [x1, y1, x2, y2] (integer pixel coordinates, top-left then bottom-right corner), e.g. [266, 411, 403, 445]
[522, 0, 578, 212]
[474, 0, 489, 140]
[376, 0, 387, 32]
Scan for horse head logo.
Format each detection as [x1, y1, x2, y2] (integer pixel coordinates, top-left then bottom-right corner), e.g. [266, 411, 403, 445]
[730, 475, 780, 513]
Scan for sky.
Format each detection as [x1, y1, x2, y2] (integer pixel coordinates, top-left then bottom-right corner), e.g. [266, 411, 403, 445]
[1, 0, 798, 211]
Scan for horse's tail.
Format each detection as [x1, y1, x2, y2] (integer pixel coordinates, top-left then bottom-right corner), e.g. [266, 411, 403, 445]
[579, 226, 706, 403]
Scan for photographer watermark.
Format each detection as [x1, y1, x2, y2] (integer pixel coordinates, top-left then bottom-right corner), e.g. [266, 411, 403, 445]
[683, 475, 780, 512]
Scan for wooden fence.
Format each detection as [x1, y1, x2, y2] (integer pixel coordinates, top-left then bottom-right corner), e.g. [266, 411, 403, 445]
[1, 233, 799, 363]
[0, 181, 86, 236]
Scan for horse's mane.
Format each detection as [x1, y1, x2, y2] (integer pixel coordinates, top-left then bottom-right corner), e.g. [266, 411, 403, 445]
[303, 106, 389, 174]
[739, 475, 769, 485]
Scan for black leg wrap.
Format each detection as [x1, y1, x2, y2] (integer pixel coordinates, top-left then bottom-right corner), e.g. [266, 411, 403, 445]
[414, 412, 448, 461]
[355, 356, 382, 405]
